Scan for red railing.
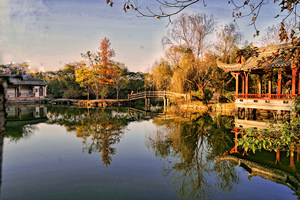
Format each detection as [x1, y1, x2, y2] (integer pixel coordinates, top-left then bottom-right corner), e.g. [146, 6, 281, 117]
[233, 94, 299, 100]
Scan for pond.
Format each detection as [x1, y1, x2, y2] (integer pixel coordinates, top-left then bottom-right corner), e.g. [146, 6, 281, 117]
[0, 106, 299, 200]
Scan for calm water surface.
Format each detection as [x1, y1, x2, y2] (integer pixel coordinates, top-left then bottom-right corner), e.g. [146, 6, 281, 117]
[0, 106, 298, 200]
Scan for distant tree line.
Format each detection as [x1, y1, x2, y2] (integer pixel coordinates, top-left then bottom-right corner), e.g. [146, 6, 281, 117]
[31, 38, 145, 100]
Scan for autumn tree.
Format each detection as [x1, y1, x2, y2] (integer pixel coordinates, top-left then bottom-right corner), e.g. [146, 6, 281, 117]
[162, 13, 214, 59]
[80, 37, 121, 99]
[151, 59, 173, 91]
[164, 46, 183, 67]
[75, 62, 93, 100]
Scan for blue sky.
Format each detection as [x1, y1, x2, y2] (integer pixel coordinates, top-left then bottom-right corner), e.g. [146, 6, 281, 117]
[0, 0, 283, 72]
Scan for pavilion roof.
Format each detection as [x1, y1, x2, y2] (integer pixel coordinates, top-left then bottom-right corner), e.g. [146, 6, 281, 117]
[0, 74, 47, 86]
[216, 42, 293, 72]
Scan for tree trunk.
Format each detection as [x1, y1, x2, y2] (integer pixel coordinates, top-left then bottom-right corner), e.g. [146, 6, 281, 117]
[199, 87, 205, 100]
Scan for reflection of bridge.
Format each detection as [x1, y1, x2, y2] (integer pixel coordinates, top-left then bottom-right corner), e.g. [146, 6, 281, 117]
[217, 155, 300, 197]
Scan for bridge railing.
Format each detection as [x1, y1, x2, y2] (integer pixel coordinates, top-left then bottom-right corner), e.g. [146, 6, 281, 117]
[128, 91, 190, 100]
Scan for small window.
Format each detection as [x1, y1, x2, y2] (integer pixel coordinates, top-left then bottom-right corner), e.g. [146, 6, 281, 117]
[239, 99, 243, 102]
[265, 100, 270, 103]
[35, 88, 38, 93]
[254, 100, 258, 103]
[283, 101, 289, 104]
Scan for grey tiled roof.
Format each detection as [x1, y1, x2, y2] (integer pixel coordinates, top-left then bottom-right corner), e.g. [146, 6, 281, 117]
[217, 43, 294, 72]
[0, 74, 47, 86]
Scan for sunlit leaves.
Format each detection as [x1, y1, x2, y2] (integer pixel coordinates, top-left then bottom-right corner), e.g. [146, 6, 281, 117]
[237, 115, 300, 157]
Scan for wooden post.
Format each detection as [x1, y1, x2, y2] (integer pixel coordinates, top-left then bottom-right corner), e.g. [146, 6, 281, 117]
[245, 72, 249, 95]
[275, 150, 280, 164]
[18, 85, 21, 97]
[163, 97, 167, 112]
[292, 68, 297, 95]
[242, 75, 245, 95]
[145, 98, 148, 110]
[278, 71, 282, 95]
[258, 74, 262, 94]
[235, 73, 239, 95]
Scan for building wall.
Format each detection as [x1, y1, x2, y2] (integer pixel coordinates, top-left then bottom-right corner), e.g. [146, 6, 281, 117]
[6, 85, 47, 99]
[235, 99, 294, 111]
[20, 86, 33, 97]
[34, 86, 47, 97]
[6, 87, 15, 98]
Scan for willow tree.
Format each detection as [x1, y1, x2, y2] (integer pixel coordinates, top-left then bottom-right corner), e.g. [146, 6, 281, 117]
[151, 59, 173, 91]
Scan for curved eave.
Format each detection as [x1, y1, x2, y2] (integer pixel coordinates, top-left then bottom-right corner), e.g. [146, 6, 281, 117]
[216, 59, 243, 72]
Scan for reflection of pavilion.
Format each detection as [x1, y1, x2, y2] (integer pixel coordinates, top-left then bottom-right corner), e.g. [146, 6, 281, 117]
[217, 155, 300, 197]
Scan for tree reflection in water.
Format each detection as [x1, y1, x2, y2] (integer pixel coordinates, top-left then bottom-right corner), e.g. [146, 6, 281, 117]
[148, 113, 238, 199]
[5, 125, 37, 142]
[47, 106, 132, 166]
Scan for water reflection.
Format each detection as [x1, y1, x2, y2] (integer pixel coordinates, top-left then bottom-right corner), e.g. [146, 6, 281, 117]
[148, 113, 238, 199]
[5, 105, 47, 141]
[46, 107, 156, 166]
[228, 106, 300, 198]
[2, 106, 299, 199]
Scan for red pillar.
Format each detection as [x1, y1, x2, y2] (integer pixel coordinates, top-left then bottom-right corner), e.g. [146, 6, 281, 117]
[236, 73, 239, 95]
[290, 146, 295, 168]
[278, 71, 282, 95]
[276, 150, 280, 164]
[230, 131, 239, 154]
[292, 68, 297, 95]
[242, 75, 245, 95]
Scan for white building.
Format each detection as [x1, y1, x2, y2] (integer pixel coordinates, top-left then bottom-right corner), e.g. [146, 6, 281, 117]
[0, 74, 47, 103]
